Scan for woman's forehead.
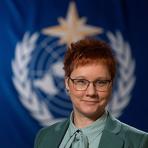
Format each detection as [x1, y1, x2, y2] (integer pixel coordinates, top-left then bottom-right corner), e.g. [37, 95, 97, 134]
[71, 63, 111, 78]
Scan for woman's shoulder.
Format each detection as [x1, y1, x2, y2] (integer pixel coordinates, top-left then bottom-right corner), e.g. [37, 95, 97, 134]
[38, 119, 69, 135]
[107, 112, 147, 136]
[34, 119, 70, 148]
[118, 120, 148, 147]
[120, 121, 148, 136]
[106, 112, 148, 147]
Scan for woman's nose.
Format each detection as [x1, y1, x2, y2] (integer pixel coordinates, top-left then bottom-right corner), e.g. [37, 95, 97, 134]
[85, 83, 97, 96]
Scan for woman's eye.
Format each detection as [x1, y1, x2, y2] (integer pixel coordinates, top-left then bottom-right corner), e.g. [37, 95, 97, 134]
[76, 80, 87, 85]
[96, 80, 107, 85]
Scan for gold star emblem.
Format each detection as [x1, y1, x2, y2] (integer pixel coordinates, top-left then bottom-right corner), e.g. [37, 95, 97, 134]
[42, 2, 103, 46]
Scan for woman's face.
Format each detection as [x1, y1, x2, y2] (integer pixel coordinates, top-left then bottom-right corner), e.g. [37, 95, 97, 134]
[65, 63, 112, 120]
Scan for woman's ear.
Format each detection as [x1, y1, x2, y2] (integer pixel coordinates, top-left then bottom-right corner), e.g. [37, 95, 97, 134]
[65, 77, 69, 90]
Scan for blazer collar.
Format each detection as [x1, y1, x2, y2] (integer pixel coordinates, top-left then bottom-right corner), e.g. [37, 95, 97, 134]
[55, 119, 70, 147]
[45, 119, 70, 148]
[54, 112, 124, 148]
[99, 112, 124, 148]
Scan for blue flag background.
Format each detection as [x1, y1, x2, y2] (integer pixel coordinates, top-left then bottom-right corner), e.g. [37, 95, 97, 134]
[0, 0, 148, 147]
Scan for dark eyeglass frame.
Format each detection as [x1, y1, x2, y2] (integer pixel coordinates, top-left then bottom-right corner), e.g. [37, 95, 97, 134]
[68, 77, 112, 91]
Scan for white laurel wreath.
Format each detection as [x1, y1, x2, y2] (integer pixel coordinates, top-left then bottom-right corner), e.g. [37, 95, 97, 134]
[12, 32, 63, 126]
[107, 31, 136, 117]
[12, 31, 135, 126]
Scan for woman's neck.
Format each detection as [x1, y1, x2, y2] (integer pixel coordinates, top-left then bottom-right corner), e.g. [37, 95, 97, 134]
[73, 110, 105, 128]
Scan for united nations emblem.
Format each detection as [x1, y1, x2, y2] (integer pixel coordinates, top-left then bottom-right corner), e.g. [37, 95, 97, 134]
[11, 2, 135, 126]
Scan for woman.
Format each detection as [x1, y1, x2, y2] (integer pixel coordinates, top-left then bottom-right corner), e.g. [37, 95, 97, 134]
[34, 38, 148, 148]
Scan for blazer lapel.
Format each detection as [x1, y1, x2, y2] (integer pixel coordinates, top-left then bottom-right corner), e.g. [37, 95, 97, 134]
[46, 113, 124, 148]
[99, 112, 124, 148]
[46, 119, 70, 148]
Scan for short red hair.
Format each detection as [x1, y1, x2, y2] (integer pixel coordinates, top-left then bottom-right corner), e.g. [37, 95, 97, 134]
[63, 38, 116, 80]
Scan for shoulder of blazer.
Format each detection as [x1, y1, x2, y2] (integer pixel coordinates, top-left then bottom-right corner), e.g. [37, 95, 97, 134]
[103, 112, 148, 148]
[119, 120, 148, 147]
[41, 118, 70, 134]
[34, 119, 70, 148]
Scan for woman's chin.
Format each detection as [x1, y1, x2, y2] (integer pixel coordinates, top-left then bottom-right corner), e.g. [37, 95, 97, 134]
[78, 108, 104, 119]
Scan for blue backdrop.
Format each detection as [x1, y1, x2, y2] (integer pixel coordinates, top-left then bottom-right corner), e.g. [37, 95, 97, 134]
[0, 0, 148, 147]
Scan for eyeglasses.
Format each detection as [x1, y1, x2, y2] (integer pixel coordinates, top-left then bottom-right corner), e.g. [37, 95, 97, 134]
[69, 77, 112, 91]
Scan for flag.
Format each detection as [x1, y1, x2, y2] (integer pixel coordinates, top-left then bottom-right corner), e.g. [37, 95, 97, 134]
[0, 0, 148, 147]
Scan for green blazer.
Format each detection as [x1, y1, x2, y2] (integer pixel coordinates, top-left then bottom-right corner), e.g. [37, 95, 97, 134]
[34, 113, 148, 148]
